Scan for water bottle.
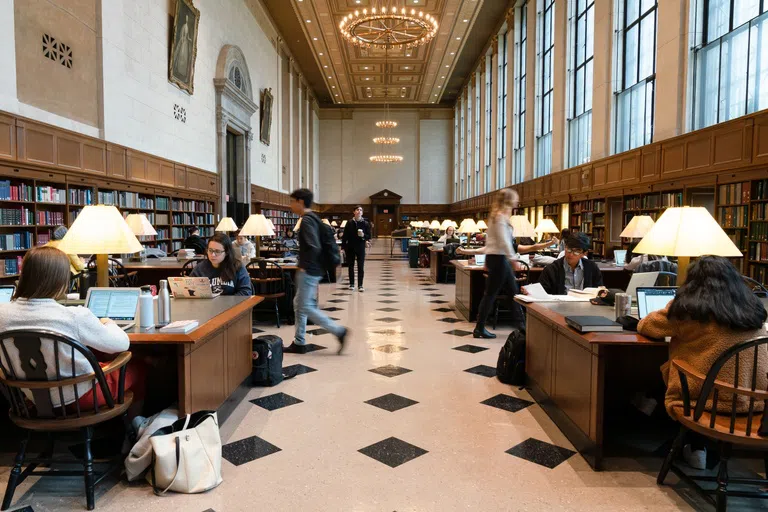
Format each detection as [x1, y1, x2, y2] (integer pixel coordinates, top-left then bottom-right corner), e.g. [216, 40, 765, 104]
[157, 280, 171, 326]
[139, 286, 155, 329]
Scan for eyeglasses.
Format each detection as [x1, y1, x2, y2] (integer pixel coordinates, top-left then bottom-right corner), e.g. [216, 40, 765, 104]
[565, 248, 585, 256]
[207, 248, 226, 256]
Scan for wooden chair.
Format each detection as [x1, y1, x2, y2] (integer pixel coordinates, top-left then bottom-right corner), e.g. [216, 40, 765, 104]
[180, 258, 200, 277]
[247, 260, 287, 327]
[492, 261, 530, 329]
[657, 336, 768, 511]
[85, 257, 137, 288]
[0, 330, 133, 511]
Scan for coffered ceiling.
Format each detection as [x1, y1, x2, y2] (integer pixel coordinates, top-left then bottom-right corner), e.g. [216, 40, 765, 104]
[262, 0, 511, 107]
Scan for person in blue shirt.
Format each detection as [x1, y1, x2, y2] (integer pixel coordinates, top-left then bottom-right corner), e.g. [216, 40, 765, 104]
[190, 232, 252, 296]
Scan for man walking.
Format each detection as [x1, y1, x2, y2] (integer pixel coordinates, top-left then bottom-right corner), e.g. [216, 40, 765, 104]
[341, 205, 371, 292]
[286, 188, 348, 354]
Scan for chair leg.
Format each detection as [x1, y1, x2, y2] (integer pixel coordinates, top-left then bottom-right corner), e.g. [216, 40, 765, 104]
[82, 426, 95, 511]
[764, 454, 768, 480]
[275, 300, 281, 329]
[657, 426, 686, 485]
[1, 433, 29, 511]
[716, 442, 732, 512]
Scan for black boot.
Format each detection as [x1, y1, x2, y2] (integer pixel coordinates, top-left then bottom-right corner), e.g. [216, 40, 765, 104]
[473, 324, 497, 339]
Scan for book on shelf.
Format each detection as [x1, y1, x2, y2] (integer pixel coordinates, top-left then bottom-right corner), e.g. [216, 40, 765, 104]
[719, 206, 749, 228]
[68, 187, 93, 206]
[752, 203, 768, 221]
[0, 181, 34, 202]
[751, 222, 768, 242]
[754, 180, 768, 201]
[36, 210, 64, 225]
[0, 207, 34, 225]
[0, 256, 23, 276]
[0, 232, 33, 251]
[750, 241, 768, 262]
[624, 196, 641, 210]
[719, 182, 750, 205]
[36, 186, 66, 204]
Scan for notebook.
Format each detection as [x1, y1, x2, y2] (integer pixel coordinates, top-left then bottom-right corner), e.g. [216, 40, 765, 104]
[0, 286, 14, 303]
[637, 287, 678, 319]
[565, 316, 624, 333]
[85, 288, 140, 331]
[168, 277, 221, 299]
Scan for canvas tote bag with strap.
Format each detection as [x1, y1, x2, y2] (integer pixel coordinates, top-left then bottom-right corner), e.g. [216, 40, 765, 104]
[148, 411, 223, 494]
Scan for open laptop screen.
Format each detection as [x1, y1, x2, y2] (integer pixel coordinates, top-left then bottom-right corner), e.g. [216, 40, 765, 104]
[86, 289, 140, 321]
[637, 287, 677, 319]
[0, 286, 14, 303]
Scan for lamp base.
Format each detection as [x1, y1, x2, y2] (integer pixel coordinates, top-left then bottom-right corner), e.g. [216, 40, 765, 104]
[96, 253, 109, 288]
[677, 256, 691, 286]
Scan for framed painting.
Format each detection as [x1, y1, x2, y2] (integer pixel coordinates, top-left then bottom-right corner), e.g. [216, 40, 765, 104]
[169, 0, 200, 94]
[260, 88, 273, 146]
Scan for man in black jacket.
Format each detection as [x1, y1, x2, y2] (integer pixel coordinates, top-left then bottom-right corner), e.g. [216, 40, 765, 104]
[287, 188, 348, 354]
[341, 205, 371, 292]
[183, 226, 207, 255]
[538, 233, 604, 295]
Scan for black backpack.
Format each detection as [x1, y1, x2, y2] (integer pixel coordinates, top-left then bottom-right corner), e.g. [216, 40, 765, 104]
[252, 335, 284, 386]
[306, 212, 341, 271]
[496, 328, 526, 385]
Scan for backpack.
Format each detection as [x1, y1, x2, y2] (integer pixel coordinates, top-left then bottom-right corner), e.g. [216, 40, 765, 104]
[306, 212, 341, 272]
[496, 328, 526, 385]
[252, 335, 284, 386]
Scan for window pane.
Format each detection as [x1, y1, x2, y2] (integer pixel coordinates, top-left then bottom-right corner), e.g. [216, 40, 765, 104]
[585, 60, 594, 111]
[624, 25, 639, 86]
[695, 42, 720, 128]
[644, 80, 654, 144]
[626, 0, 640, 25]
[577, 14, 586, 66]
[586, 6, 595, 58]
[734, 0, 761, 28]
[707, 0, 730, 42]
[639, 13, 656, 80]
[630, 84, 644, 149]
[576, 67, 585, 115]
[640, 0, 656, 16]
[720, 25, 749, 121]
[749, 13, 768, 113]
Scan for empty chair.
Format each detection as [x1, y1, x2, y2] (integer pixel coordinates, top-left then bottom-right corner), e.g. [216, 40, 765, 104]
[247, 260, 288, 327]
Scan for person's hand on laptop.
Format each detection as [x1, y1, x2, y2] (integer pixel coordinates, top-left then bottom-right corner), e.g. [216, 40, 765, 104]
[99, 318, 115, 326]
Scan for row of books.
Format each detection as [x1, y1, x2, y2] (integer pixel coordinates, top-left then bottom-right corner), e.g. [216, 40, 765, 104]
[750, 222, 768, 242]
[592, 227, 605, 241]
[172, 213, 195, 225]
[571, 201, 593, 214]
[156, 213, 170, 225]
[118, 192, 155, 209]
[726, 230, 747, 249]
[0, 181, 34, 202]
[749, 242, 768, 261]
[156, 197, 170, 210]
[751, 203, 768, 220]
[719, 206, 749, 228]
[263, 209, 299, 220]
[36, 211, 64, 225]
[171, 227, 188, 239]
[755, 180, 768, 201]
[98, 191, 118, 205]
[172, 200, 213, 213]
[751, 265, 768, 285]
[37, 186, 66, 204]
[37, 230, 53, 245]
[592, 242, 605, 256]
[719, 182, 751, 205]
[543, 205, 559, 215]
[0, 232, 33, 251]
[0, 207, 34, 226]
[69, 187, 93, 206]
[0, 256, 23, 276]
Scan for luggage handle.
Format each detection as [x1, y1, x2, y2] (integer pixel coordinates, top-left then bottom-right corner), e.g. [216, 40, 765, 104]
[151, 436, 181, 496]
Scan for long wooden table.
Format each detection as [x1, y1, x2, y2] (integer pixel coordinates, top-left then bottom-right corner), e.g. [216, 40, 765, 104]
[450, 259, 632, 322]
[128, 296, 262, 416]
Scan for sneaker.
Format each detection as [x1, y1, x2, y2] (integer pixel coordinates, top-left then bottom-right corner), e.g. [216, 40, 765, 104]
[348, 286, 355, 291]
[358, 287, 364, 292]
[284, 343, 309, 354]
[683, 444, 707, 470]
[337, 327, 348, 355]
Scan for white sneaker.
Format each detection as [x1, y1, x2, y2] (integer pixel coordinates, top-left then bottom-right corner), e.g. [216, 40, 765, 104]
[348, 286, 355, 291]
[683, 444, 707, 470]
[358, 287, 364, 292]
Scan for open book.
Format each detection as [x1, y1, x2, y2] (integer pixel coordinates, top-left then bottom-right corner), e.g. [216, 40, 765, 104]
[515, 283, 592, 303]
[566, 287, 607, 299]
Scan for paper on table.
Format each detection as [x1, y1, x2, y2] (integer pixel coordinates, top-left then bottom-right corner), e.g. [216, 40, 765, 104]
[516, 283, 591, 303]
[567, 287, 606, 299]
[523, 283, 549, 299]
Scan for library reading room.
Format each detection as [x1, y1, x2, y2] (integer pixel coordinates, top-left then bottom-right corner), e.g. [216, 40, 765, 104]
[2, 0, 768, 511]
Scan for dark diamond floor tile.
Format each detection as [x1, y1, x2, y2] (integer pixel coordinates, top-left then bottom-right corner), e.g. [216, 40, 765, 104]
[332, 293, 351, 296]
[444, 329, 473, 337]
[506, 438, 576, 469]
[369, 365, 412, 378]
[307, 328, 329, 336]
[430, 300, 449, 304]
[378, 300, 398, 304]
[379, 293, 397, 297]
[282, 364, 317, 377]
[250, 392, 303, 411]
[365, 393, 419, 412]
[481, 393, 534, 413]
[251, 327, 264, 334]
[359, 437, 428, 468]
[380, 287, 395, 291]
[372, 329, 404, 335]
[11, 508, 35, 512]
[465, 364, 497, 377]
[373, 344, 408, 353]
[327, 299, 348, 303]
[422, 288, 438, 291]
[433, 307, 454, 312]
[289, 343, 327, 353]
[453, 344, 489, 353]
[375, 317, 401, 323]
[222, 435, 281, 466]
[377, 307, 400, 312]
[322, 307, 344, 312]
[438, 317, 462, 323]
[426, 293, 443, 297]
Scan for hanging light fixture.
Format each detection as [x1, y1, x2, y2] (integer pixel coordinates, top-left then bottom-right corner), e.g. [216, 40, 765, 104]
[369, 44, 403, 164]
[339, 2, 439, 50]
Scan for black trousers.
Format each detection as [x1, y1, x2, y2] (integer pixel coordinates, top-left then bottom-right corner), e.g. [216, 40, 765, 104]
[476, 254, 526, 329]
[346, 245, 365, 287]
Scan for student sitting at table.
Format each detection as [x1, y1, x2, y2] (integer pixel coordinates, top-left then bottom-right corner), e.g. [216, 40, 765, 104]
[624, 241, 674, 272]
[45, 225, 85, 275]
[190, 233, 253, 296]
[537, 233, 604, 295]
[282, 229, 299, 258]
[637, 256, 768, 469]
[233, 232, 256, 261]
[183, 226, 207, 256]
[0, 246, 143, 412]
[437, 226, 457, 244]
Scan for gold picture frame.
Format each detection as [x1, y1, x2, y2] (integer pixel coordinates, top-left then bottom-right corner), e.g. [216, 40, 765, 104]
[169, 0, 200, 94]
[260, 88, 274, 146]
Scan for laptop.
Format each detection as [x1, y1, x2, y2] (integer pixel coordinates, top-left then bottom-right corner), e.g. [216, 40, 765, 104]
[636, 287, 678, 319]
[168, 277, 221, 299]
[85, 288, 140, 331]
[614, 249, 628, 267]
[625, 272, 660, 303]
[0, 286, 15, 303]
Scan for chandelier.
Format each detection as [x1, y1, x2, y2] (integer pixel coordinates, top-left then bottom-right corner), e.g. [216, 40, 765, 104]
[370, 154, 404, 163]
[373, 136, 400, 145]
[375, 120, 397, 128]
[339, 4, 439, 49]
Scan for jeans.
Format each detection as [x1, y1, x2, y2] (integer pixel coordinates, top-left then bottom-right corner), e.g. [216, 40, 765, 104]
[346, 245, 365, 287]
[476, 254, 526, 329]
[294, 270, 344, 345]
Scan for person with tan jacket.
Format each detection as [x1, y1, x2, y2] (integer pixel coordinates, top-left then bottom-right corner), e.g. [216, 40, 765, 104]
[638, 256, 768, 469]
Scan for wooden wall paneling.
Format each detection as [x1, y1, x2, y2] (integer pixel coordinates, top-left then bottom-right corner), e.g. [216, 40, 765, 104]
[146, 157, 163, 184]
[106, 144, 126, 179]
[0, 113, 16, 161]
[553, 333, 593, 435]
[711, 119, 751, 170]
[54, 135, 82, 172]
[684, 131, 713, 174]
[127, 151, 147, 182]
[17, 120, 56, 166]
[592, 161, 607, 188]
[56, 133, 107, 175]
[534, 178, 544, 198]
[754, 112, 768, 164]
[160, 162, 174, 186]
[640, 145, 660, 182]
[660, 139, 685, 177]
[717, 168, 768, 185]
[174, 165, 187, 189]
[188, 332, 227, 412]
[542, 175, 552, 197]
[82, 141, 106, 175]
[620, 152, 639, 184]
[0, 165, 66, 184]
[526, 315, 555, 396]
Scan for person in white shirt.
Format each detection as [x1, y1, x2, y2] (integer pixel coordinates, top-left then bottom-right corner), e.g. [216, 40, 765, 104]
[0, 247, 140, 411]
[437, 226, 457, 243]
[233, 233, 256, 261]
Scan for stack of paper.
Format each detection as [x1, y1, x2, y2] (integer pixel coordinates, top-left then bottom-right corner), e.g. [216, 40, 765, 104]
[515, 283, 591, 303]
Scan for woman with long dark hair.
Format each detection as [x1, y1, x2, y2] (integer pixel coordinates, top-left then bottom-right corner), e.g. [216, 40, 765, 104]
[190, 232, 252, 296]
[638, 256, 768, 468]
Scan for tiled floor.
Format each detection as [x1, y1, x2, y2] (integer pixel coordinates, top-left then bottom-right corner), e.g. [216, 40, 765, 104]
[0, 241, 740, 511]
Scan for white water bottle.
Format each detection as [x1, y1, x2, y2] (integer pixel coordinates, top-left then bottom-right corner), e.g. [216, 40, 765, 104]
[139, 286, 154, 328]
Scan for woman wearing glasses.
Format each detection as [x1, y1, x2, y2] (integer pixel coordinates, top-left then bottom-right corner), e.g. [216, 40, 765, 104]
[537, 232, 604, 295]
[190, 233, 253, 296]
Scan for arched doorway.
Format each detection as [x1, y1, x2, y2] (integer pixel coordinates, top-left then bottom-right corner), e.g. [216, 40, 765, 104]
[214, 45, 258, 222]
[369, 189, 402, 237]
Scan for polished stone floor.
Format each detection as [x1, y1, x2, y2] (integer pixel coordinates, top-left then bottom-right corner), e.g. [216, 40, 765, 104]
[0, 241, 761, 511]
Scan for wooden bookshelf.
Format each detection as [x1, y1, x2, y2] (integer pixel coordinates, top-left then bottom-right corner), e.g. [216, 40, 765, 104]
[260, 208, 299, 236]
[748, 179, 768, 284]
[569, 199, 606, 258]
[542, 204, 560, 230]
